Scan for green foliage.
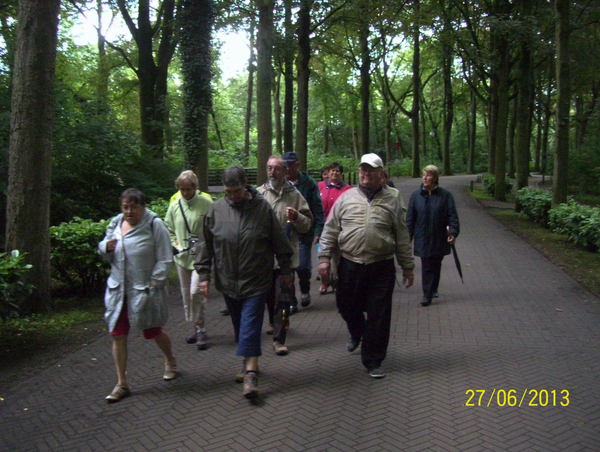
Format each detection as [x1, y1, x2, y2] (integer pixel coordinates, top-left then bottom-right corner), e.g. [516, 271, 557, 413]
[570, 143, 600, 196]
[0, 250, 34, 321]
[516, 187, 553, 226]
[482, 173, 513, 196]
[148, 197, 169, 220]
[548, 202, 600, 252]
[49, 217, 110, 294]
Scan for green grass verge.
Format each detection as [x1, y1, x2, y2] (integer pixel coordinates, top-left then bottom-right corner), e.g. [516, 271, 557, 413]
[473, 188, 600, 298]
[0, 297, 106, 382]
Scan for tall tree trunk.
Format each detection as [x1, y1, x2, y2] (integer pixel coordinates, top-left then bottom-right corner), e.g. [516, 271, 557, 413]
[507, 95, 517, 178]
[211, 107, 224, 150]
[6, 0, 61, 313]
[552, 0, 570, 206]
[116, 0, 178, 160]
[541, 71, 552, 177]
[180, 0, 214, 191]
[442, 43, 453, 175]
[283, 0, 294, 153]
[322, 122, 329, 154]
[295, 0, 313, 171]
[469, 88, 476, 174]
[493, 33, 509, 201]
[96, 0, 108, 105]
[411, 0, 421, 177]
[274, 70, 283, 154]
[515, 0, 533, 197]
[359, 5, 370, 155]
[488, 77, 498, 174]
[256, 0, 275, 185]
[244, 16, 256, 162]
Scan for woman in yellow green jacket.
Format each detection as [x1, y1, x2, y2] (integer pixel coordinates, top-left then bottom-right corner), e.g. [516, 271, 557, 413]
[165, 171, 213, 349]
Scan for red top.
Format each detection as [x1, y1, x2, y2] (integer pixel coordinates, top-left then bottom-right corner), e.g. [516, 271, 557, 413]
[318, 180, 352, 219]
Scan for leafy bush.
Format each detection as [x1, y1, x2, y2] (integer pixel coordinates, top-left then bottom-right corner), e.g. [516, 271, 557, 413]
[516, 187, 553, 226]
[148, 197, 169, 220]
[549, 202, 600, 252]
[482, 173, 513, 196]
[0, 250, 34, 321]
[49, 217, 110, 294]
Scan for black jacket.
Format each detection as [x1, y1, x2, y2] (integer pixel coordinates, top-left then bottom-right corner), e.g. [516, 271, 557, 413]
[406, 184, 460, 257]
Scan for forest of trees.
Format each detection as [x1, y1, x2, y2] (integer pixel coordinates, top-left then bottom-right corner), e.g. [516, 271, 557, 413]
[1, 0, 600, 309]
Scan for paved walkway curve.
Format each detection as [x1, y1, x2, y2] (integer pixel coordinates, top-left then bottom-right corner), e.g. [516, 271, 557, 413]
[2, 175, 599, 452]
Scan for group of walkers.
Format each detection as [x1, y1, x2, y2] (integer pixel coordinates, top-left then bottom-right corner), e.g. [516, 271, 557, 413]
[98, 152, 459, 402]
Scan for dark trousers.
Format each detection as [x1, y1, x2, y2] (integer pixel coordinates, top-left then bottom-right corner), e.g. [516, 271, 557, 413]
[421, 255, 444, 300]
[336, 257, 396, 370]
[266, 270, 294, 344]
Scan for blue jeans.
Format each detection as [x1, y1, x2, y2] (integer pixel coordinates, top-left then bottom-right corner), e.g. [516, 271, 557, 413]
[223, 293, 266, 358]
[297, 238, 313, 295]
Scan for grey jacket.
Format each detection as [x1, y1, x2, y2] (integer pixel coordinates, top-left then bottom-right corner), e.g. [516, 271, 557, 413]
[318, 187, 414, 276]
[257, 181, 313, 269]
[195, 187, 293, 300]
[98, 210, 173, 332]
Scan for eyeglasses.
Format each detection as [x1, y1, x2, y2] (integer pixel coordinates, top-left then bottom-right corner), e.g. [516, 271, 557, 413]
[267, 165, 284, 172]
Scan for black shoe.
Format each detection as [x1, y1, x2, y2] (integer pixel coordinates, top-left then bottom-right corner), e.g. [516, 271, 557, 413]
[301, 294, 311, 307]
[346, 337, 360, 352]
[421, 298, 432, 307]
[369, 367, 386, 379]
[432, 292, 439, 298]
[289, 305, 299, 315]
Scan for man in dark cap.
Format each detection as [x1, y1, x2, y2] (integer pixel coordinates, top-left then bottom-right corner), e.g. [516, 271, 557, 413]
[283, 151, 325, 313]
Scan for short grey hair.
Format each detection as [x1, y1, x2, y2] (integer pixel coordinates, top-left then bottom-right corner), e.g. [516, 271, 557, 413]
[267, 155, 288, 172]
[222, 165, 247, 187]
[175, 170, 199, 189]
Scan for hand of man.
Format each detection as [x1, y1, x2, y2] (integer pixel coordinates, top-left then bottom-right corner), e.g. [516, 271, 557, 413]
[318, 262, 331, 285]
[313, 236, 320, 245]
[286, 207, 298, 222]
[280, 273, 293, 289]
[199, 281, 210, 298]
[106, 239, 118, 253]
[447, 235, 456, 246]
[403, 275, 414, 288]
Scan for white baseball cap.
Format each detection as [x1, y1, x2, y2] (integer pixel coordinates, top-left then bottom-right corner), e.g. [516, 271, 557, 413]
[359, 153, 384, 169]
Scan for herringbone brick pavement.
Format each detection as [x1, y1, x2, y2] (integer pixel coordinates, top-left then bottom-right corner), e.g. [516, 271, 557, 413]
[1, 175, 599, 451]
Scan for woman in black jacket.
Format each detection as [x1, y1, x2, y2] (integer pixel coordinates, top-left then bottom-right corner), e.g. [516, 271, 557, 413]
[406, 165, 460, 307]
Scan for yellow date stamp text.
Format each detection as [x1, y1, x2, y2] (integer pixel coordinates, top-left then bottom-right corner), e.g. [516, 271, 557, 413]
[465, 389, 570, 407]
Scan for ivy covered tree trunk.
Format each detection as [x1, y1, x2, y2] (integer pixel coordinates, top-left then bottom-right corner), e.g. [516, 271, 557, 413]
[256, 0, 275, 185]
[180, 0, 214, 191]
[552, 0, 570, 207]
[6, 0, 60, 313]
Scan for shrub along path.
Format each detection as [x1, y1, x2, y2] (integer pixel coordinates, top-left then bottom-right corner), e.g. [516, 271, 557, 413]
[1, 175, 599, 451]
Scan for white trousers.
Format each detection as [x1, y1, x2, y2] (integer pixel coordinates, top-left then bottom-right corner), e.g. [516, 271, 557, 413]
[176, 264, 207, 329]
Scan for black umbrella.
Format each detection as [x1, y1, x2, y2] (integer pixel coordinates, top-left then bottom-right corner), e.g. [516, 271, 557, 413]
[450, 244, 464, 283]
[447, 226, 464, 283]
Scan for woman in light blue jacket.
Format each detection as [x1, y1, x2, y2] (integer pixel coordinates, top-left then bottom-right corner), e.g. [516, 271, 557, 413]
[99, 189, 177, 403]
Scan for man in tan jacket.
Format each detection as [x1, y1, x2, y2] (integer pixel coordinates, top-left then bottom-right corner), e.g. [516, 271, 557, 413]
[258, 155, 313, 355]
[318, 153, 414, 379]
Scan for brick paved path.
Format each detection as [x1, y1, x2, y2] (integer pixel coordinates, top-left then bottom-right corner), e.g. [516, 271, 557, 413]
[2, 175, 599, 452]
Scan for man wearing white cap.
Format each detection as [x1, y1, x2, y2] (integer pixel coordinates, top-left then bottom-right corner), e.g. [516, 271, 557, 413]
[318, 153, 414, 379]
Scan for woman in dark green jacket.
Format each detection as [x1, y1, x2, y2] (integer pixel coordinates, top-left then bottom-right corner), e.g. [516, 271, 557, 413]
[195, 166, 293, 399]
[406, 165, 460, 307]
